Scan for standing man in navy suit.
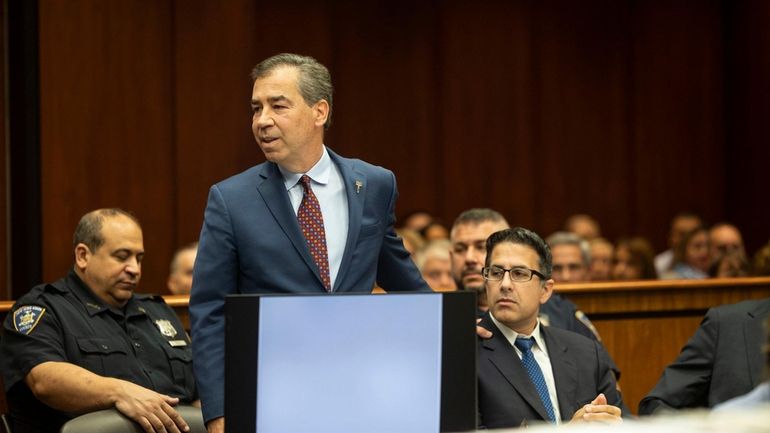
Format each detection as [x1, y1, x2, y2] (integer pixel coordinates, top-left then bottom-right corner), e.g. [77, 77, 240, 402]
[189, 53, 430, 433]
[477, 227, 625, 428]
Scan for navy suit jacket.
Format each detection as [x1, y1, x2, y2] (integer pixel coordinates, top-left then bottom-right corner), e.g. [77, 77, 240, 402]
[639, 297, 770, 414]
[189, 149, 429, 421]
[477, 312, 626, 428]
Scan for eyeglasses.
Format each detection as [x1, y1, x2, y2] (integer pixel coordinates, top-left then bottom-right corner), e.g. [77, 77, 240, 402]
[481, 265, 546, 283]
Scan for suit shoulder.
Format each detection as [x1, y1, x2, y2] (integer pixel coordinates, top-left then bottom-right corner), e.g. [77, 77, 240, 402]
[543, 325, 596, 347]
[711, 297, 770, 320]
[331, 151, 393, 176]
[212, 163, 268, 191]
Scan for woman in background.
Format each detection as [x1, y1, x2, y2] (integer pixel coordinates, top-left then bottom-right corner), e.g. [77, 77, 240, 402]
[612, 237, 657, 280]
[661, 226, 710, 279]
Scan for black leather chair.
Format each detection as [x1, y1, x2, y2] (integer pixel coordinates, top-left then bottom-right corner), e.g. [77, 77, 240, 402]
[59, 406, 205, 433]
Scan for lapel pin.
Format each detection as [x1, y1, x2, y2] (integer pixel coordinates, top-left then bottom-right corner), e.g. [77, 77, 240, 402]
[355, 180, 363, 194]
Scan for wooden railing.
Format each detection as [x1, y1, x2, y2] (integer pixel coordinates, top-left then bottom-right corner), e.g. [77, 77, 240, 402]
[2, 277, 769, 416]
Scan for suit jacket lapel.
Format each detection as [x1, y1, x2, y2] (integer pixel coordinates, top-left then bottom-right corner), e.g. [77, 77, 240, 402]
[481, 319, 552, 421]
[744, 300, 770, 386]
[256, 163, 324, 288]
[543, 327, 578, 420]
[328, 149, 365, 292]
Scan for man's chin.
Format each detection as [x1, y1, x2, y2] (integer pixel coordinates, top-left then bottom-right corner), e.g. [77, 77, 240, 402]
[460, 283, 485, 293]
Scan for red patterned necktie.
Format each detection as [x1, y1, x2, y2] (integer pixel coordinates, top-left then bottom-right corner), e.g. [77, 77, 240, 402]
[297, 175, 331, 291]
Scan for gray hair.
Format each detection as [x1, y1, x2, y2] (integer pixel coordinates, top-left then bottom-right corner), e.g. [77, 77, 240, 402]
[251, 53, 334, 129]
[414, 240, 452, 270]
[546, 231, 591, 266]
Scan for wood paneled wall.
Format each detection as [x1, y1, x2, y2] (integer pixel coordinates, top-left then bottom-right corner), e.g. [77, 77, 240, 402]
[3, 0, 766, 294]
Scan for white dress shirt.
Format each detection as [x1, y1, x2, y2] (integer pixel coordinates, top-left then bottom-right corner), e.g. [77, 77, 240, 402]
[279, 146, 349, 290]
[489, 313, 563, 423]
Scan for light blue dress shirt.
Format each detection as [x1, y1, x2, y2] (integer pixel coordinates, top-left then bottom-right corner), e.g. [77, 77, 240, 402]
[279, 146, 349, 290]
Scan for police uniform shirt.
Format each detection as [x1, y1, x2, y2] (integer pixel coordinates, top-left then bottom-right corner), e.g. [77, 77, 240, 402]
[0, 270, 195, 433]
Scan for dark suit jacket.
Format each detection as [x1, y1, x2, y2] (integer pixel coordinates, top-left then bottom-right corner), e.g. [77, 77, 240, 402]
[638, 297, 770, 414]
[189, 149, 430, 421]
[477, 312, 625, 428]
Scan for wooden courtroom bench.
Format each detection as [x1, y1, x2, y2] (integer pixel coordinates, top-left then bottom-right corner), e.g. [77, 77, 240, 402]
[2, 277, 770, 417]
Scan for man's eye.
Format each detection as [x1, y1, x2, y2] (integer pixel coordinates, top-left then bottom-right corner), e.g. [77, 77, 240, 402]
[453, 245, 467, 254]
[511, 269, 528, 279]
[489, 268, 504, 278]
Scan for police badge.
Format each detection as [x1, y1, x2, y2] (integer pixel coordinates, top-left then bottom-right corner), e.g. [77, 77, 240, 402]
[154, 319, 178, 338]
[14, 305, 46, 335]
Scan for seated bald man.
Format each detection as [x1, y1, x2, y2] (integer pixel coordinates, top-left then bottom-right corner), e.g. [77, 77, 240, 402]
[0, 209, 197, 433]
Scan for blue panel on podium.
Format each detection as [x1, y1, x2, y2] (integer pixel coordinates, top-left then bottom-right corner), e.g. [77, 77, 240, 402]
[225, 292, 476, 433]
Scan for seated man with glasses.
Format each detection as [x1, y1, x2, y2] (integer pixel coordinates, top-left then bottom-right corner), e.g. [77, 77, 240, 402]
[477, 227, 627, 428]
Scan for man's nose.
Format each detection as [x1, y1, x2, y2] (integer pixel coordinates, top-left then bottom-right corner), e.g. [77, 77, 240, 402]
[499, 271, 514, 289]
[465, 247, 481, 263]
[125, 258, 141, 276]
[255, 109, 274, 127]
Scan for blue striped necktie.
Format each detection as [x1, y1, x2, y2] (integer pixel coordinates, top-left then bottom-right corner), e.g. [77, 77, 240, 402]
[514, 337, 556, 422]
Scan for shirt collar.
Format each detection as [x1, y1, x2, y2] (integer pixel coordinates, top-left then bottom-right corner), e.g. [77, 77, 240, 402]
[489, 312, 548, 356]
[66, 269, 141, 318]
[279, 145, 331, 190]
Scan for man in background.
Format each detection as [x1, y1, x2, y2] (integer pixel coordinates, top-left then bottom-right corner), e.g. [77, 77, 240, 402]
[544, 232, 602, 341]
[589, 238, 614, 281]
[167, 242, 197, 295]
[564, 214, 601, 241]
[414, 240, 457, 291]
[449, 208, 510, 313]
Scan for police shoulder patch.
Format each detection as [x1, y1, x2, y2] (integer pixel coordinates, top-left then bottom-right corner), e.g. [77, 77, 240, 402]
[13, 305, 46, 335]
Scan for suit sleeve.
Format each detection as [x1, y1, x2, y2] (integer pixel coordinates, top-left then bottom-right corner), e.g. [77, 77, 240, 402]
[190, 185, 239, 422]
[374, 170, 431, 292]
[638, 308, 718, 415]
[594, 340, 631, 417]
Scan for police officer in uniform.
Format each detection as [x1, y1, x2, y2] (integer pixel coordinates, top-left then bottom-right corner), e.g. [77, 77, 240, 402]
[0, 208, 196, 433]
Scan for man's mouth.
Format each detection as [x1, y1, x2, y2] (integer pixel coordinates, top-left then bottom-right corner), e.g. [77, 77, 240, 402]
[462, 268, 482, 279]
[261, 136, 278, 144]
[496, 297, 517, 305]
[118, 281, 137, 289]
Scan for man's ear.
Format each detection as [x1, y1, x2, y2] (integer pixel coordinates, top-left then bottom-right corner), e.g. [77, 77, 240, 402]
[74, 244, 91, 270]
[539, 279, 555, 305]
[313, 99, 330, 127]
